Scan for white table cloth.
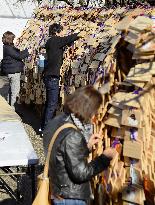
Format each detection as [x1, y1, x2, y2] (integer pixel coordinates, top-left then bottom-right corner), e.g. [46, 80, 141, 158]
[0, 121, 38, 167]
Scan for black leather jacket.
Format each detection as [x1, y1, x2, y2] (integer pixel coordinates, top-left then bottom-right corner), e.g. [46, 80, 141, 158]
[43, 113, 111, 201]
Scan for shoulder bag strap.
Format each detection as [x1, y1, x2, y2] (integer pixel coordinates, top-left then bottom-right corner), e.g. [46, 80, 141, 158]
[43, 123, 77, 177]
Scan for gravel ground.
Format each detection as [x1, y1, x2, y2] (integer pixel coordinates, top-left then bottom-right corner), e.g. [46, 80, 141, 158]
[0, 104, 45, 205]
[23, 123, 45, 165]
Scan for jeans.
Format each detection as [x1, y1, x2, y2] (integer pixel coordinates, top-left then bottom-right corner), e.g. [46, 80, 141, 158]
[41, 76, 59, 130]
[53, 199, 86, 205]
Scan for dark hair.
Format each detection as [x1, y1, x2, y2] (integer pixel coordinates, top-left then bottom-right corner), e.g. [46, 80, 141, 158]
[64, 85, 103, 123]
[39, 46, 45, 52]
[49, 23, 63, 36]
[2, 31, 15, 45]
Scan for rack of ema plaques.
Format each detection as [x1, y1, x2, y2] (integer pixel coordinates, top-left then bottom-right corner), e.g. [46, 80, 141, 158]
[16, 6, 155, 204]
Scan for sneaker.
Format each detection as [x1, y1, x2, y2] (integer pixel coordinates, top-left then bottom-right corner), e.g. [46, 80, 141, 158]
[38, 128, 43, 137]
[40, 133, 44, 138]
[39, 128, 42, 132]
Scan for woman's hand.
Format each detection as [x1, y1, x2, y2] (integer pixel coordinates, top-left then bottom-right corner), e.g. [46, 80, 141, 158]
[103, 147, 118, 160]
[28, 48, 32, 54]
[77, 31, 84, 38]
[87, 134, 101, 151]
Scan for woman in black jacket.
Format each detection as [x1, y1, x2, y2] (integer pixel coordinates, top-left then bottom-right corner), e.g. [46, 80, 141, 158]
[1, 31, 29, 107]
[43, 85, 117, 205]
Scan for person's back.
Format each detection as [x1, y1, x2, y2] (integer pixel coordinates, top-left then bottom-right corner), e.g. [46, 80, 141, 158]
[44, 33, 79, 77]
[2, 44, 26, 75]
[44, 36, 64, 77]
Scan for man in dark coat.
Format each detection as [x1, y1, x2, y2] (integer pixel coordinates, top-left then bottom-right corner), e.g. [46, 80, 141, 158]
[41, 23, 80, 131]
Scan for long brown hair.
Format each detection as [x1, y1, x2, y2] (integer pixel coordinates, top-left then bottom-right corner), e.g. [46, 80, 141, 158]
[64, 85, 103, 123]
[2, 31, 15, 45]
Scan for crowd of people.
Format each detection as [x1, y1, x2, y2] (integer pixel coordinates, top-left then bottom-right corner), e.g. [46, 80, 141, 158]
[1, 23, 117, 205]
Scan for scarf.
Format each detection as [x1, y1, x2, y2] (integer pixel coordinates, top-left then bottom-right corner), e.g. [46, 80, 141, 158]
[70, 113, 93, 143]
[70, 113, 94, 200]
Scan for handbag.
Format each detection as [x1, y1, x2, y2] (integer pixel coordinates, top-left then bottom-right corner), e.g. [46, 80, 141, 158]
[32, 123, 77, 205]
